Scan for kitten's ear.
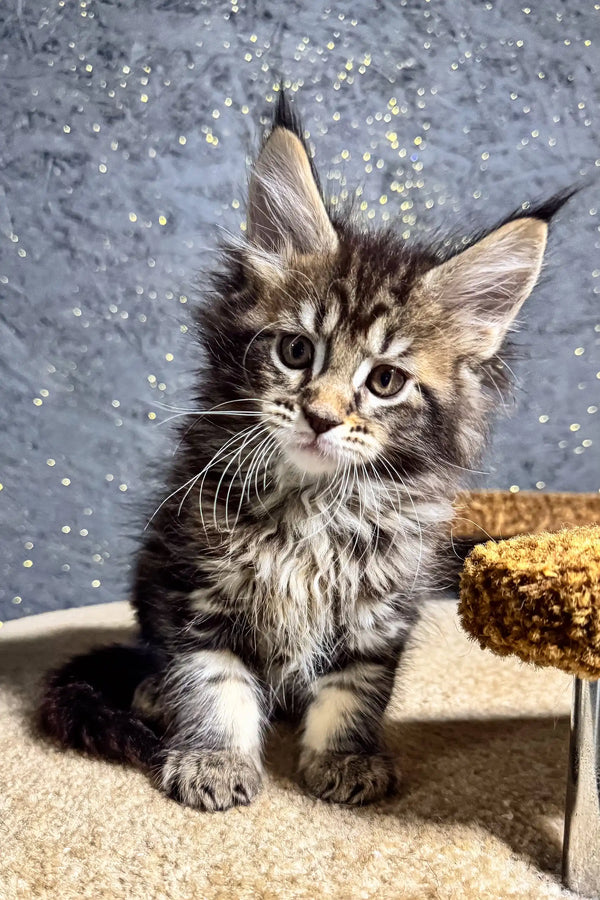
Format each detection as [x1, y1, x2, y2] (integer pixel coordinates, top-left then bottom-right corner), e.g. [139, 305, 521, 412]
[421, 217, 548, 359]
[247, 122, 338, 257]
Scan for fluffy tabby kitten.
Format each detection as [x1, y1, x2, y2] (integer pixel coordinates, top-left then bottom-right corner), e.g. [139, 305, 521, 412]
[41, 93, 569, 811]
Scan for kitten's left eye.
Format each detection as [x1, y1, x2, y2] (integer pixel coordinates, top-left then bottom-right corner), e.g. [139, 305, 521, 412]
[366, 365, 406, 398]
[278, 334, 314, 369]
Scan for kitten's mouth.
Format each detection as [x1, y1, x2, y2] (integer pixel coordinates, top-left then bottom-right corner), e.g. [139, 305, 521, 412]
[285, 433, 340, 475]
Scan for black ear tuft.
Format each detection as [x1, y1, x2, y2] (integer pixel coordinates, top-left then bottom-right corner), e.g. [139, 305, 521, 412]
[272, 88, 303, 138]
[268, 88, 324, 200]
[502, 185, 581, 226]
[441, 184, 581, 264]
[248, 90, 337, 255]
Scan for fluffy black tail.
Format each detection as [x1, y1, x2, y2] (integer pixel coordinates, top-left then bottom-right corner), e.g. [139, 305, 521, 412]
[39, 644, 162, 770]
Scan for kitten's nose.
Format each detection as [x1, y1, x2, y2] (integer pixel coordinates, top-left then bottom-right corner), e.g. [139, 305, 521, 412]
[303, 406, 342, 435]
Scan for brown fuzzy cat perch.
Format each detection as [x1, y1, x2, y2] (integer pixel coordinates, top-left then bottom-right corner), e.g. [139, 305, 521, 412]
[459, 526, 600, 679]
[458, 517, 600, 898]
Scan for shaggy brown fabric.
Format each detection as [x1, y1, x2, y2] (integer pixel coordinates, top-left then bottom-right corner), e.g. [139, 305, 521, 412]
[459, 526, 600, 679]
[0, 600, 576, 900]
[453, 492, 600, 542]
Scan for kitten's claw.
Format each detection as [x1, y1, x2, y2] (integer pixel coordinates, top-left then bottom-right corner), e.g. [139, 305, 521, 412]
[158, 749, 262, 811]
[299, 749, 396, 805]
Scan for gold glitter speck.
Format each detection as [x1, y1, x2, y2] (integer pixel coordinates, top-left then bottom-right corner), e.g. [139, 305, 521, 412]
[23, 559, 33, 568]
[509, 485, 520, 493]
[61, 478, 71, 486]
[570, 423, 581, 431]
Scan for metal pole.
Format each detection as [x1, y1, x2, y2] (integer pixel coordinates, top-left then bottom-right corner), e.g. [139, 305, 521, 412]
[563, 678, 600, 897]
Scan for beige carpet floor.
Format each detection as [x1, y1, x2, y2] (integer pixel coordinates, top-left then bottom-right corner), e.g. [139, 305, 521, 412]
[0, 600, 577, 900]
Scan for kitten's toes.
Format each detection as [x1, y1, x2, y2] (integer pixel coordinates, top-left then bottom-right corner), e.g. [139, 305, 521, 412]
[158, 749, 262, 811]
[299, 749, 396, 805]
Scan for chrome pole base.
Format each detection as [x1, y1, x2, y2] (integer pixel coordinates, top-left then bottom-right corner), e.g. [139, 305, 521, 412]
[563, 678, 600, 898]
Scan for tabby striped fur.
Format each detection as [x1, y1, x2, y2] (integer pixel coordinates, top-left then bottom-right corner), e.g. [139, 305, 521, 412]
[40, 92, 569, 810]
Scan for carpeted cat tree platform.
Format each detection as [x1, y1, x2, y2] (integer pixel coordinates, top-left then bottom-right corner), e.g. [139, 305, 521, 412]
[2, 491, 599, 900]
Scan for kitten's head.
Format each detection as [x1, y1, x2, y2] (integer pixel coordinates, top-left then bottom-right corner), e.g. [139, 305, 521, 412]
[199, 95, 567, 485]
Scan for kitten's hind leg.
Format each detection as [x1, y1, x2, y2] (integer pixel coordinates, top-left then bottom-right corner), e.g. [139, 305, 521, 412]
[132, 673, 168, 729]
[156, 650, 266, 811]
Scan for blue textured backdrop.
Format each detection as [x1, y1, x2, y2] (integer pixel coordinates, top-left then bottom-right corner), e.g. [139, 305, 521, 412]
[1, 0, 598, 622]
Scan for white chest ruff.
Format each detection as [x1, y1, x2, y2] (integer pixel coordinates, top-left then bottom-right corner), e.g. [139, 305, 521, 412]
[196, 494, 439, 680]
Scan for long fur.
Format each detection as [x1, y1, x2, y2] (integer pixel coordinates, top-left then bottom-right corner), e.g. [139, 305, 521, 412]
[39, 92, 570, 810]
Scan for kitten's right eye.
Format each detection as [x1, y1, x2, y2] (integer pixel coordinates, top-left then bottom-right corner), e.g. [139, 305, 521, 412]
[278, 334, 314, 370]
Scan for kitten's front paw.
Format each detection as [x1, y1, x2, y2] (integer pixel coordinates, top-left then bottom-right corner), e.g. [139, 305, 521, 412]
[299, 749, 396, 805]
[159, 749, 262, 811]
